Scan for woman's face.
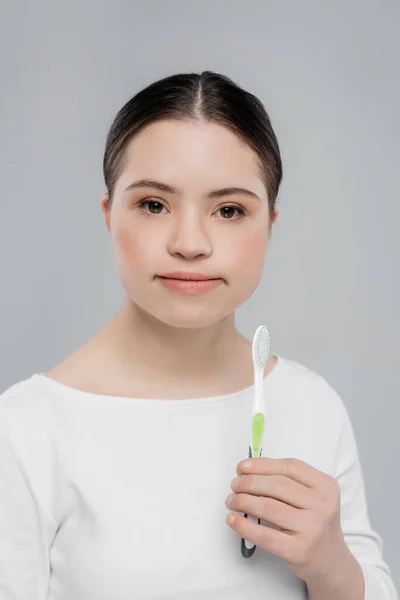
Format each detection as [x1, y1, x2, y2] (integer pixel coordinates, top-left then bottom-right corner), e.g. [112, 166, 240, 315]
[101, 119, 278, 328]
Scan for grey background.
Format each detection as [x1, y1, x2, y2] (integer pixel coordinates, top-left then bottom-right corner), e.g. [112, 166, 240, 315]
[1, 0, 399, 588]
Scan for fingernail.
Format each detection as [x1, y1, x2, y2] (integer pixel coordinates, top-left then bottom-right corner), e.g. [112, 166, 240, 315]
[225, 493, 234, 507]
[227, 514, 236, 525]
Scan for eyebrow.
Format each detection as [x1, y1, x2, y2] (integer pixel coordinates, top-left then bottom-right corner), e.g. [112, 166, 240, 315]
[123, 179, 262, 202]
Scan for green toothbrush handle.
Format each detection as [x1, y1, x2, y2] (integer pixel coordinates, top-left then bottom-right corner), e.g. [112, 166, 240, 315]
[240, 445, 262, 558]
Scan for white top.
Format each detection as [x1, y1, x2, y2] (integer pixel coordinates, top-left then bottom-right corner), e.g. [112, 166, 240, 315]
[0, 355, 397, 600]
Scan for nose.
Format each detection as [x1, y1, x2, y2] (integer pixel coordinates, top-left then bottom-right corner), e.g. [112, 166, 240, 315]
[166, 213, 213, 259]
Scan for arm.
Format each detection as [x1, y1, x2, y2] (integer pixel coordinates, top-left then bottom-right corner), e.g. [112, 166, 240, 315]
[0, 393, 56, 598]
[324, 399, 399, 600]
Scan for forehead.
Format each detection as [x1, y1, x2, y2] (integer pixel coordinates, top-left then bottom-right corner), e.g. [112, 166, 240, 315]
[117, 119, 266, 198]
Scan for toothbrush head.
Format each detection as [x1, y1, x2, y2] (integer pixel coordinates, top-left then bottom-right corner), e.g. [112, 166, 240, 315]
[252, 326, 271, 369]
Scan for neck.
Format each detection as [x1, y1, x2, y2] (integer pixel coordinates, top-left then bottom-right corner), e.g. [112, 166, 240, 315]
[102, 295, 249, 386]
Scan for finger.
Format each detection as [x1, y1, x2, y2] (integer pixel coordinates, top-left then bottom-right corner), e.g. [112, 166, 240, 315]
[226, 511, 298, 562]
[237, 457, 328, 490]
[231, 474, 315, 510]
[227, 492, 305, 532]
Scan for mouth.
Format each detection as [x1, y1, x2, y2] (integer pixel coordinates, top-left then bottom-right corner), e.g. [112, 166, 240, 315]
[158, 272, 221, 282]
[156, 276, 223, 294]
[159, 276, 218, 281]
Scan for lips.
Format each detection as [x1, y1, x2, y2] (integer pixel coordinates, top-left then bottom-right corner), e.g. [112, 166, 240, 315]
[158, 277, 223, 294]
[158, 272, 219, 281]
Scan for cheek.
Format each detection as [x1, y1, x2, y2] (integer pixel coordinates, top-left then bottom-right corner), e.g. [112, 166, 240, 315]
[117, 226, 139, 257]
[232, 228, 269, 273]
[113, 224, 153, 273]
[226, 228, 269, 300]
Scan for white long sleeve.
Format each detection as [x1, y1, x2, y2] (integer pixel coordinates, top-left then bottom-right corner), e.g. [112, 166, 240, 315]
[333, 394, 398, 599]
[0, 355, 397, 599]
[0, 381, 57, 599]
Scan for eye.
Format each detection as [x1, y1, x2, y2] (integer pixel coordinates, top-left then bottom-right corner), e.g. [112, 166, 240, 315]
[136, 200, 246, 221]
[137, 200, 165, 215]
[218, 206, 245, 220]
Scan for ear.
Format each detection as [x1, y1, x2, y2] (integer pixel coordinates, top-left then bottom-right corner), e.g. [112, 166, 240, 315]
[271, 206, 279, 225]
[100, 192, 111, 233]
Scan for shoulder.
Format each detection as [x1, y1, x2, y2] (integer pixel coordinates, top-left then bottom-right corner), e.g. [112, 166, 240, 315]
[0, 376, 58, 527]
[276, 355, 346, 430]
[279, 354, 344, 399]
[272, 356, 349, 474]
[0, 374, 51, 414]
[0, 375, 55, 449]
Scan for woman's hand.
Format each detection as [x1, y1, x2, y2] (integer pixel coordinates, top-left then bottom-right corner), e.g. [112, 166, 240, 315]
[225, 456, 352, 586]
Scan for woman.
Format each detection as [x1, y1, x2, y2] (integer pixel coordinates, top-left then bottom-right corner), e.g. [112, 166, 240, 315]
[0, 71, 397, 599]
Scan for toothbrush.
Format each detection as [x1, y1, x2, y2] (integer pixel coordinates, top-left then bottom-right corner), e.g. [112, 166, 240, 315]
[241, 325, 270, 558]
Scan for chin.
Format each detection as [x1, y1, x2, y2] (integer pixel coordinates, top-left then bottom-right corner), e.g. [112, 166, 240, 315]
[122, 279, 253, 328]
[139, 295, 249, 330]
[151, 308, 229, 329]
